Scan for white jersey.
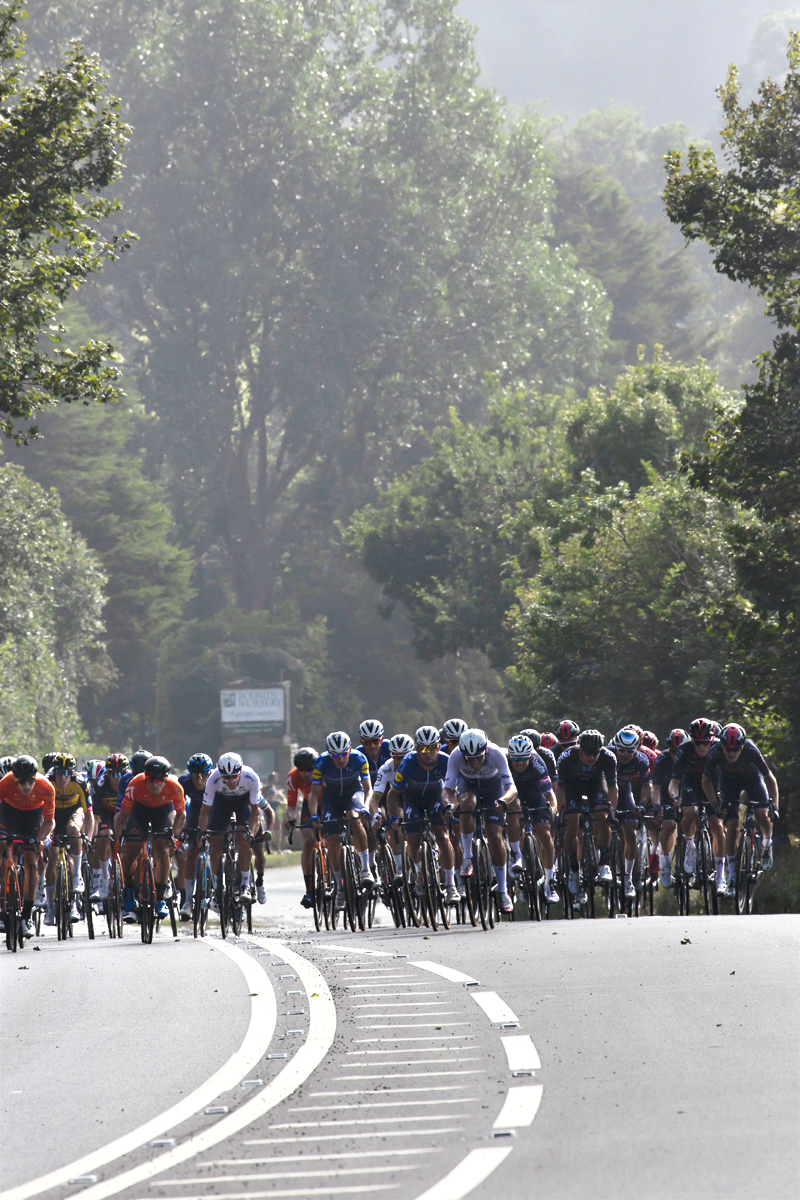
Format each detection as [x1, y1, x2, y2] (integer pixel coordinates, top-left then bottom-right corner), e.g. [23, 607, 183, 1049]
[203, 766, 263, 807]
[373, 759, 396, 798]
[444, 744, 513, 791]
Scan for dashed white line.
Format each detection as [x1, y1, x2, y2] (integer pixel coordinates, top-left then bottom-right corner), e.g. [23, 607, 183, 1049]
[289, 1097, 477, 1111]
[244, 1129, 462, 1144]
[501, 1034, 542, 1071]
[307, 1085, 470, 1096]
[268, 1114, 472, 1129]
[135, 1187, 396, 1199]
[200, 1149, 438, 1165]
[413, 1147, 514, 1200]
[150, 1165, 418, 1184]
[470, 991, 519, 1023]
[493, 1085, 544, 1128]
[411, 961, 479, 985]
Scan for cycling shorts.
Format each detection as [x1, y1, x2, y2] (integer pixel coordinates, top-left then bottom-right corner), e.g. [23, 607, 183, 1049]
[184, 796, 204, 832]
[0, 801, 43, 848]
[616, 783, 640, 821]
[124, 801, 174, 841]
[321, 791, 366, 835]
[207, 793, 251, 834]
[524, 803, 554, 826]
[719, 767, 770, 816]
[677, 782, 707, 809]
[403, 792, 446, 835]
[456, 775, 503, 807]
[92, 804, 116, 827]
[563, 784, 607, 812]
[54, 802, 84, 833]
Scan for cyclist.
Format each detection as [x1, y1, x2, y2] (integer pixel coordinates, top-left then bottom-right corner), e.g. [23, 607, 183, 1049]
[357, 719, 391, 785]
[641, 731, 659, 752]
[439, 719, 467, 879]
[702, 723, 779, 891]
[197, 753, 261, 903]
[651, 730, 687, 888]
[116, 750, 152, 812]
[609, 728, 653, 899]
[87, 756, 127, 900]
[373, 734, 414, 878]
[44, 752, 90, 924]
[520, 729, 558, 783]
[507, 734, 559, 904]
[308, 732, 375, 909]
[0, 756, 55, 938]
[178, 753, 214, 919]
[540, 731, 558, 753]
[443, 728, 516, 914]
[116, 756, 185, 920]
[555, 729, 618, 901]
[285, 747, 318, 909]
[440, 718, 468, 755]
[554, 719, 580, 762]
[668, 717, 718, 877]
[249, 787, 276, 904]
[388, 726, 458, 904]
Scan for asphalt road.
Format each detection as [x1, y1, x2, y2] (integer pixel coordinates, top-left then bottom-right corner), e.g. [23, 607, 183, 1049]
[1, 866, 798, 1200]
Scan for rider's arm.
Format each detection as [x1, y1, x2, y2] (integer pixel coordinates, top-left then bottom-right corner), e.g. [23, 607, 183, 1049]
[607, 784, 619, 810]
[765, 769, 779, 807]
[701, 773, 717, 806]
[172, 808, 185, 837]
[308, 781, 321, 818]
[554, 783, 565, 813]
[39, 816, 54, 841]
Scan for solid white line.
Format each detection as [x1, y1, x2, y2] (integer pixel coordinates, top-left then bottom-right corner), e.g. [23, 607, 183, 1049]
[288, 1098, 476, 1112]
[200, 1149, 438, 1165]
[307, 1085, 469, 1096]
[0, 942, 278, 1200]
[413, 1148, 514, 1200]
[470, 991, 519, 1023]
[337, 1071, 482, 1079]
[355, 1021, 466, 1028]
[269, 1113, 472, 1129]
[349, 1040, 477, 1048]
[352, 1002, 447, 1008]
[342, 1058, 481, 1065]
[500, 1034, 541, 1071]
[63, 941, 336, 1200]
[347, 988, 447, 994]
[149, 1165, 417, 1184]
[493, 1085, 544, 1128]
[318, 944, 394, 956]
[411, 961, 479, 985]
[244, 1129, 461, 1144]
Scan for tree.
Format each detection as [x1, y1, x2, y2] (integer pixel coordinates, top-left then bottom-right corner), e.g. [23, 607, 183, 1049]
[0, 1, 131, 441]
[0, 463, 111, 756]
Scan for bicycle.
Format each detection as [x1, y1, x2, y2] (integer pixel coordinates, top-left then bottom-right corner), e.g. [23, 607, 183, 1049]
[135, 830, 178, 943]
[3, 839, 26, 952]
[518, 807, 545, 921]
[305, 821, 335, 931]
[404, 811, 452, 932]
[51, 833, 75, 941]
[461, 805, 496, 931]
[373, 819, 405, 929]
[191, 832, 215, 938]
[74, 833, 95, 940]
[633, 809, 654, 917]
[90, 822, 122, 938]
[734, 802, 777, 915]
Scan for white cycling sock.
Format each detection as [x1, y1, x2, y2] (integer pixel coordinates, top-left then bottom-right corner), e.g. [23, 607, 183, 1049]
[445, 868, 455, 886]
[715, 856, 724, 881]
[763, 836, 772, 847]
[184, 876, 194, 897]
[100, 860, 110, 878]
[92, 869, 102, 885]
[545, 867, 554, 882]
[46, 885, 54, 906]
[624, 858, 634, 879]
[239, 870, 251, 889]
[726, 855, 736, 875]
[393, 852, 403, 872]
[510, 841, 521, 859]
[358, 849, 370, 872]
[72, 852, 82, 882]
[686, 836, 695, 846]
[660, 851, 671, 866]
[494, 863, 507, 893]
[461, 832, 473, 860]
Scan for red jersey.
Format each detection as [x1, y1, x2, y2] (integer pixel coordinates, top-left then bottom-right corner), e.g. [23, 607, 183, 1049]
[0, 772, 56, 820]
[286, 767, 312, 810]
[121, 774, 185, 813]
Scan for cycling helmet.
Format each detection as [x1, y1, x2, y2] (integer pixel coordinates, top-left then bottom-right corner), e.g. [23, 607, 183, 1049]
[440, 718, 468, 744]
[519, 728, 542, 750]
[358, 719, 384, 741]
[87, 761, 105, 785]
[507, 735, 533, 759]
[459, 728, 488, 757]
[557, 719, 580, 742]
[41, 752, 58, 773]
[540, 732, 558, 749]
[187, 752, 214, 774]
[326, 731, 351, 756]
[217, 751, 243, 776]
[710, 721, 722, 738]
[130, 750, 152, 775]
[627, 724, 644, 740]
[414, 725, 441, 749]
[579, 729, 604, 753]
[641, 730, 658, 750]
[389, 733, 414, 756]
[720, 723, 746, 750]
[689, 718, 714, 743]
[106, 753, 130, 775]
[293, 746, 318, 771]
[52, 751, 77, 773]
[612, 728, 641, 752]
[668, 728, 688, 752]
[0, 755, 14, 775]
[11, 755, 38, 781]
[144, 755, 171, 780]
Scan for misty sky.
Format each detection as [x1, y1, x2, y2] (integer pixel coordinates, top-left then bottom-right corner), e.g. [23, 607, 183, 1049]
[457, 1, 799, 132]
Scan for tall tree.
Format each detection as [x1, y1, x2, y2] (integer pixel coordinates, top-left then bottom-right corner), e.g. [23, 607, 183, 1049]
[0, 1, 131, 441]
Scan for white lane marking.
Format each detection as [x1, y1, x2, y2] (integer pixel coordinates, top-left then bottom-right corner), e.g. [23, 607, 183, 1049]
[412, 1147, 514, 1200]
[342, 1058, 481, 1065]
[136, 1188, 396, 1199]
[201, 1149, 439, 1165]
[338, 1071, 482, 1080]
[0, 942, 278, 1200]
[349, 1040, 477, 1049]
[244, 1129, 462, 1144]
[470, 991, 519, 1023]
[318, 944, 394, 956]
[411, 961, 479, 985]
[151, 1165, 418, 1183]
[308, 1085, 470, 1096]
[355, 1021, 468, 1028]
[289, 1098, 477, 1112]
[493, 1085, 544, 1128]
[347, 989, 447, 994]
[353, 1002, 448, 1008]
[500, 1034, 541, 1071]
[269, 1114, 471, 1129]
[64, 941, 335, 1200]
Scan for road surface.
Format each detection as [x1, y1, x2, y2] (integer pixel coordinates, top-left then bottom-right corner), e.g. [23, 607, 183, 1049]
[1, 866, 798, 1200]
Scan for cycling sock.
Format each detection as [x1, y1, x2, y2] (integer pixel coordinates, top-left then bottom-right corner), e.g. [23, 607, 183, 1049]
[624, 858, 634, 878]
[46, 885, 54, 906]
[686, 835, 695, 846]
[73, 852, 82, 883]
[303, 873, 312, 892]
[494, 863, 507, 893]
[461, 833, 473, 860]
[444, 868, 455, 886]
[545, 867, 554, 881]
[358, 849, 370, 873]
[510, 841, 521, 859]
[369, 852, 376, 872]
[715, 856, 724, 880]
[100, 860, 110, 878]
[569, 854, 579, 872]
[92, 869, 102, 886]
[256, 873, 263, 886]
[156, 882, 166, 900]
[726, 855, 736, 874]
[239, 870, 251, 889]
[763, 836, 772, 847]
[185, 877, 194, 898]
[660, 851, 671, 865]
[393, 853, 403, 872]
[22, 900, 32, 920]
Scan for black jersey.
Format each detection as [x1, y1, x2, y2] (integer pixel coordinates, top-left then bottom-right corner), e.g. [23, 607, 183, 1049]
[671, 740, 714, 785]
[703, 739, 769, 783]
[537, 746, 558, 782]
[511, 752, 553, 808]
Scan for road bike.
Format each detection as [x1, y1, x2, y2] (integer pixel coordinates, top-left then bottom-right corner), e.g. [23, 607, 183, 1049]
[135, 830, 178, 943]
[3, 838, 26, 952]
[518, 806, 545, 921]
[733, 802, 777, 914]
[191, 832, 215, 938]
[52, 833, 75, 941]
[91, 822, 123, 938]
[461, 805, 496, 931]
[373, 819, 405, 929]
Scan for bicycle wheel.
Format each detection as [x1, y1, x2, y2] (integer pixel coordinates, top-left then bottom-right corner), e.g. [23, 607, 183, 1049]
[698, 830, 717, 915]
[55, 860, 69, 942]
[421, 842, 438, 932]
[167, 886, 179, 937]
[139, 858, 156, 944]
[5, 866, 20, 952]
[522, 834, 541, 921]
[81, 860, 95, 940]
[341, 847, 357, 933]
[311, 848, 325, 932]
[218, 853, 232, 939]
[401, 846, 421, 928]
[582, 837, 597, 919]
[641, 832, 654, 916]
[111, 857, 124, 938]
[351, 853, 365, 932]
[474, 839, 492, 930]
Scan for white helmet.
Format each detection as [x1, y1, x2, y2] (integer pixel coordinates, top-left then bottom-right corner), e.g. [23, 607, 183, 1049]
[359, 719, 384, 741]
[217, 752, 243, 776]
[441, 718, 467, 742]
[389, 733, 414, 756]
[326, 731, 351, 755]
[459, 728, 488, 757]
[507, 735, 533, 759]
[414, 725, 441, 748]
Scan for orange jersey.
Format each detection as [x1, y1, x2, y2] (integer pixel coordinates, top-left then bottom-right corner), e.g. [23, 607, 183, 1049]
[121, 774, 185, 813]
[286, 767, 312, 809]
[0, 772, 56, 820]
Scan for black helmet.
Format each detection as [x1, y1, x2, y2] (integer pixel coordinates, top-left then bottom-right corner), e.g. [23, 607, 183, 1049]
[52, 751, 77, 773]
[144, 755, 170, 780]
[187, 752, 214, 774]
[579, 729, 604, 753]
[519, 727, 541, 750]
[12, 755, 39, 782]
[293, 747, 317, 771]
[130, 749, 151, 775]
[41, 752, 58, 773]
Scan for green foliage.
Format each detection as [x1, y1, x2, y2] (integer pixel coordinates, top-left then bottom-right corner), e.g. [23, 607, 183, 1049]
[0, 1, 132, 441]
[0, 463, 111, 755]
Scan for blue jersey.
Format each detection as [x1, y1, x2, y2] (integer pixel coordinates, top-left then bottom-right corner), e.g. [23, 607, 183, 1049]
[391, 751, 450, 799]
[312, 750, 371, 801]
[610, 748, 652, 786]
[510, 752, 553, 808]
[178, 771, 207, 806]
[357, 739, 391, 786]
[116, 770, 133, 813]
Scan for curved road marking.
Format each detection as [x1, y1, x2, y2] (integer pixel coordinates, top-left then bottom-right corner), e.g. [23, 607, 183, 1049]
[0, 941, 277, 1200]
[470, 991, 518, 1023]
[500, 1034, 541, 1071]
[494, 1085, 544, 1127]
[64, 940, 336, 1200]
[411, 961, 479, 985]
[413, 1147, 514, 1200]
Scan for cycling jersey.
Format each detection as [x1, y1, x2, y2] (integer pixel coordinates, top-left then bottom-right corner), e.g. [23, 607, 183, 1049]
[47, 772, 89, 812]
[0, 773, 55, 820]
[444, 744, 513, 790]
[312, 750, 371, 801]
[90, 775, 120, 819]
[373, 759, 397, 799]
[392, 750, 450, 797]
[116, 769, 134, 813]
[556, 746, 617, 791]
[356, 739, 391, 786]
[671, 740, 715, 805]
[510, 753, 553, 812]
[121, 774, 186, 812]
[651, 750, 676, 806]
[703, 740, 771, 811]
[537, 745, 558, 783]
[703, 739, 770, 784]
[286, 767, 312, 809]
[202, 766, 262, 808]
